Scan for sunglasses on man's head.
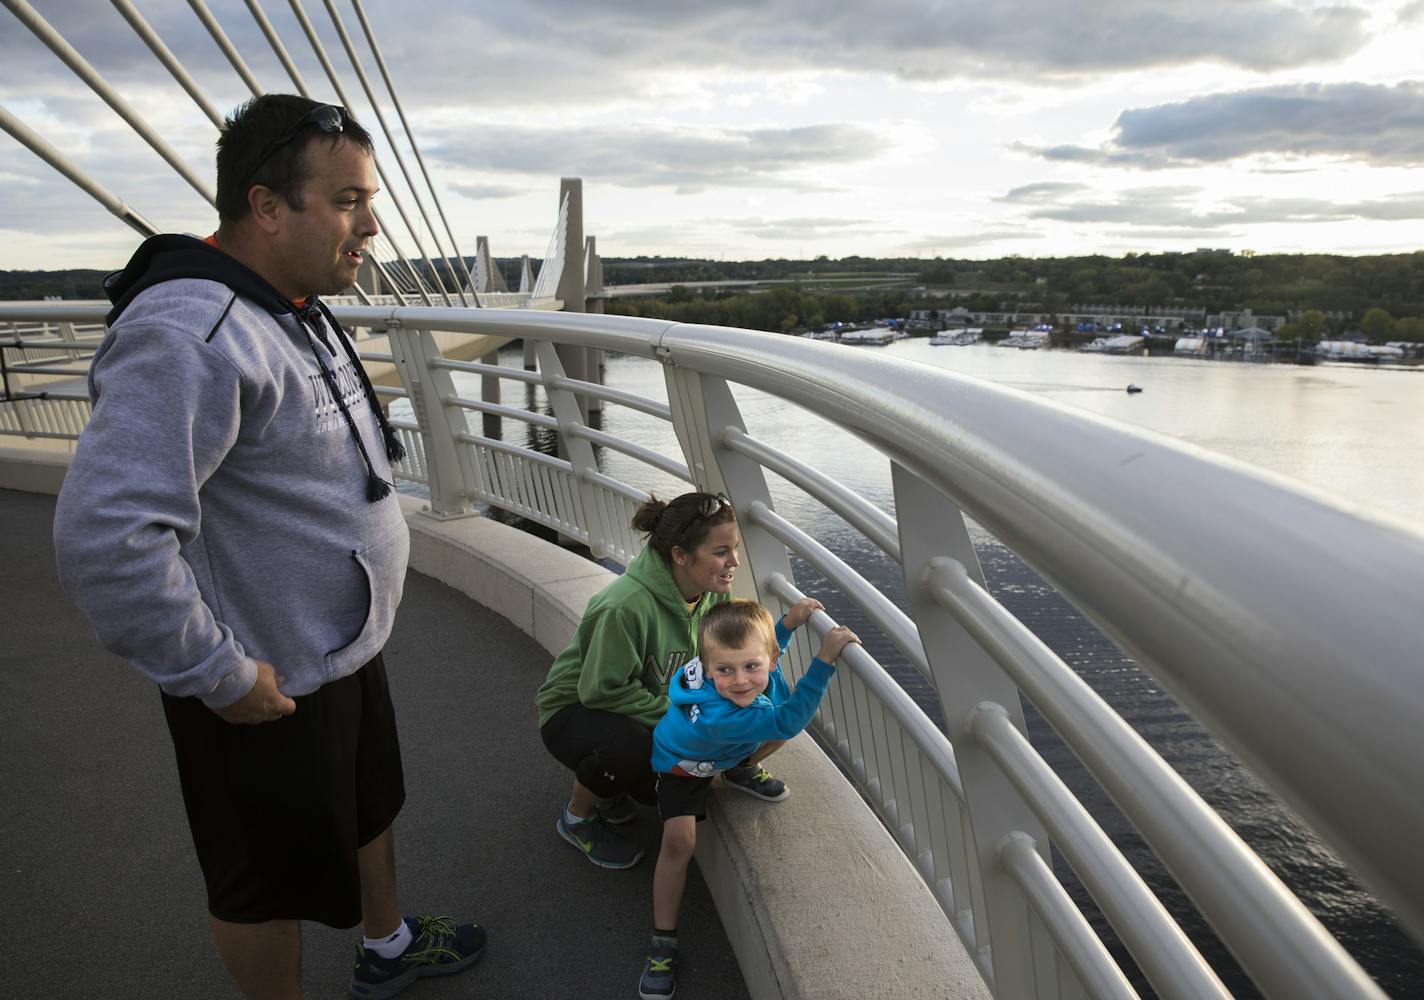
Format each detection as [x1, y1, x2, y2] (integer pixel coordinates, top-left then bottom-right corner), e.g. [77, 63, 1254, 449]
[239, 104, 346, 189]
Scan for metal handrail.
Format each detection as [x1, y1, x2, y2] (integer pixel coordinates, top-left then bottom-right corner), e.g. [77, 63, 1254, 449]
[566, 424, 693, 483]
[721, 425, 900, 560]
[969, 704, 1228, 999]
[763, 572, 965, 803]
[925, 557, 1376, 996]
[749, 501, 929, 676]
[1, 299, 1417, 996]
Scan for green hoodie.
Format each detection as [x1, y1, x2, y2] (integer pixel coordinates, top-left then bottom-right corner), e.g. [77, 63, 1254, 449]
[535, 544, 727, 729]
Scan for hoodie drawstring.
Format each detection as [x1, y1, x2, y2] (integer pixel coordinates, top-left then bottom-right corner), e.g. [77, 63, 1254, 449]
[314, 299, 407, 467]
[297, 300, 403, 502]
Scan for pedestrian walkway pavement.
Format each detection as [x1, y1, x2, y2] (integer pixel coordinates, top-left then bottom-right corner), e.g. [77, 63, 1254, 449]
[0, 487, 750, 999]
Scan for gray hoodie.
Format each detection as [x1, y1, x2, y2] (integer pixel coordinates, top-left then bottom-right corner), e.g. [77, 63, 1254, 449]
[53, 235, 409, 708]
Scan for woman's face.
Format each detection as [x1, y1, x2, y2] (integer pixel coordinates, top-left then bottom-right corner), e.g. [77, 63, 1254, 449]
[670, 521, 741, 601]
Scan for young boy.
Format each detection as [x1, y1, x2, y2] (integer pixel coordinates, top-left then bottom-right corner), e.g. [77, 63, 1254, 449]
[638, 598, 859, 999]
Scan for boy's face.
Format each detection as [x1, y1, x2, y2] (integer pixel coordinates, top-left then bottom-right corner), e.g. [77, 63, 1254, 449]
[704, 639, 774, 707]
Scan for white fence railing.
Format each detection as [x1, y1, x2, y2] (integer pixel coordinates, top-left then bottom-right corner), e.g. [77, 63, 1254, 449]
[3, 301, 1421, 999]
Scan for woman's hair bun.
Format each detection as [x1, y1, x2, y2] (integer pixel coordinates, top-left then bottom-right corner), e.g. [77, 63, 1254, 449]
[631, 496, 668, 533]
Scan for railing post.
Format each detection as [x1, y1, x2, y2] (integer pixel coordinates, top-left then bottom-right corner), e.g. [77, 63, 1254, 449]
[384, 323, 476, 518]
[892, 461, 1055, 997]
[554, 178, 593, 423]
[480, 351, 500, 439]
[662, 365, 797, 620]
[534, 339, 604, 556]
[584, 235, 604, 417]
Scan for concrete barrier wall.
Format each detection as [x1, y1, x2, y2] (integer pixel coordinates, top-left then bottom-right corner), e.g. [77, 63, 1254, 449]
[1, 447, 990, 1000]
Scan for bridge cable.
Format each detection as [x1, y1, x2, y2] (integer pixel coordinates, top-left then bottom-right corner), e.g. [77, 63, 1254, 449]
[285, 0, 451, 307]
[0, 104, 158, 239]
[350, 0, 481, 304]
[320, 0, 467, 307]
[3, 0, 216, 208]
[243, 0, 313, 99]
[186, 0, 264, 99]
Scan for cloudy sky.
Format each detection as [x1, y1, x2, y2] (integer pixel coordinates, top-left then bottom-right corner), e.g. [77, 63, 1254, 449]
[3, 0, 1424, 269]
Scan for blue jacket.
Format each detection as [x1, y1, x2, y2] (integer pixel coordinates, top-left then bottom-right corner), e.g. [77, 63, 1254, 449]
[651, 620, 837, 775]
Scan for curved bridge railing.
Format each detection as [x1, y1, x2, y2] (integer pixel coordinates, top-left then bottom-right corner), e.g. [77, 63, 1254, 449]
[2, 301, 1421, 999]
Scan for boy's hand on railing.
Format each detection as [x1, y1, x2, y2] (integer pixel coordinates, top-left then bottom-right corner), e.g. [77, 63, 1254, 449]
[783, 597, 824, 629]
[817, 626, 860, 664]
[213, 660, 298, 725]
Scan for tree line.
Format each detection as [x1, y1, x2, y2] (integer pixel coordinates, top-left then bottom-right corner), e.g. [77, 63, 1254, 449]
[8, 247, 1424, 340]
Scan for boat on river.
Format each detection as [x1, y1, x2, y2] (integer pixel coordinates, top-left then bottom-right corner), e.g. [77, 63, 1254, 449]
[929, 328, 982, 346]
[837, 326, 896, 346]
[999, 328, 1051, 349]
[1079, 334, 1146, 354]
[1316, 341, 1405, 363]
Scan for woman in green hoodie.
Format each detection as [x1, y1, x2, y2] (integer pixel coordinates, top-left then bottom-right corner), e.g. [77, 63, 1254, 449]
[537, 491, 784, 869]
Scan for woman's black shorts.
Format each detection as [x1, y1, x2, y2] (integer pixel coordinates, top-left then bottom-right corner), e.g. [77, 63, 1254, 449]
[160, 653, 404, 928]
[540, 702, 657, 804]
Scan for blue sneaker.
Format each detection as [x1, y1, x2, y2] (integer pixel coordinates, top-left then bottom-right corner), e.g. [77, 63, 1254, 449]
[349, 915, 486, 999]
[723, 764, 789, 802]
[557, 800, 645, 869]
[638, 941, 678, 999]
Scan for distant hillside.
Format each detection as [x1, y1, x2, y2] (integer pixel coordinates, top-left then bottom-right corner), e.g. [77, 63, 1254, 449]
[593, 250, 1424, 321]
[8, 249, 1424, 337]
[0, 269, 109, 301]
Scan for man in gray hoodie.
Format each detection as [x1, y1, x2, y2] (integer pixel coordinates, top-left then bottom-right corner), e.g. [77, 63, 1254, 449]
[53, 95, 483, 999]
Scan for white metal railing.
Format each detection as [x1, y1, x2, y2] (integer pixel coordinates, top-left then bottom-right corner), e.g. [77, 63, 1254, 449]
[2, 301, 1421, 999]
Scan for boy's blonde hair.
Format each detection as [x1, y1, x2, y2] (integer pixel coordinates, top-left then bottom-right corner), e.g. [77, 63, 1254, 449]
[697, 600, 778, 660]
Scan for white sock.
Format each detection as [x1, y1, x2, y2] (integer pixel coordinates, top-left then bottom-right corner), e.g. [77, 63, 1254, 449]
[364, 920, 412, 959]
[564, 803, 590, 826]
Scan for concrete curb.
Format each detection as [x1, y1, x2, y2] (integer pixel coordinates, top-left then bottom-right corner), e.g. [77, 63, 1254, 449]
[0, 444, 71, 494]
[2, 446, 989, 1000]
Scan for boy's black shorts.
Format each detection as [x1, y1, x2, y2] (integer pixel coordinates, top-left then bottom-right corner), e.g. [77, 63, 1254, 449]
[160, 653, 405, 929]
[656, 772, 712, 823]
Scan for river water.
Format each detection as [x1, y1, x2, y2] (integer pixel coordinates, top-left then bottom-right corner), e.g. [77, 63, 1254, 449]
[445, 341, 1423, 997]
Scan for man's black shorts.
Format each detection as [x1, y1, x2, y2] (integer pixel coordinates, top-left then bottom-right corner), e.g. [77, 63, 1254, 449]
[656, 772, 712, 823]
[161, 653, 404, 928]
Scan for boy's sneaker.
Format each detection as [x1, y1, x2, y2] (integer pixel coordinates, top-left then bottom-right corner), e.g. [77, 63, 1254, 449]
[349, 915, 485, 999]
[723, 764, 789, 802]
[598, 792, 638, 826]
[557, 801, 645, 869]
[638, 942, 679, 999]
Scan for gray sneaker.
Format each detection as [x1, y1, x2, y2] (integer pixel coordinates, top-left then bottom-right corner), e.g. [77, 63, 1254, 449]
[638, 941, 678, 999]
[556, 802, 645, 869]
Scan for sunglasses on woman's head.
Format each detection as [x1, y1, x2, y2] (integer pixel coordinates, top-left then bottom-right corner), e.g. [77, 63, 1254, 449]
[696, 493, 730, 518]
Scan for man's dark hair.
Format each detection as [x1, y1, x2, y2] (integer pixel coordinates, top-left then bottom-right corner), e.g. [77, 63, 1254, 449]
[215, 94, 374, 221]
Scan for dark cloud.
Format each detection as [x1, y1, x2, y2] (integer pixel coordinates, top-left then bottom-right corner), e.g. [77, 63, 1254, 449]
[2, 1, 308, 114]
[1021, 82, 1424, 169]
[998, 182, 1091, 203]
[1009, 183, 1424, 228]
[2, 1, 1376, 116]
[450, 182, 530, 200]
[426, 123, 879, 192]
